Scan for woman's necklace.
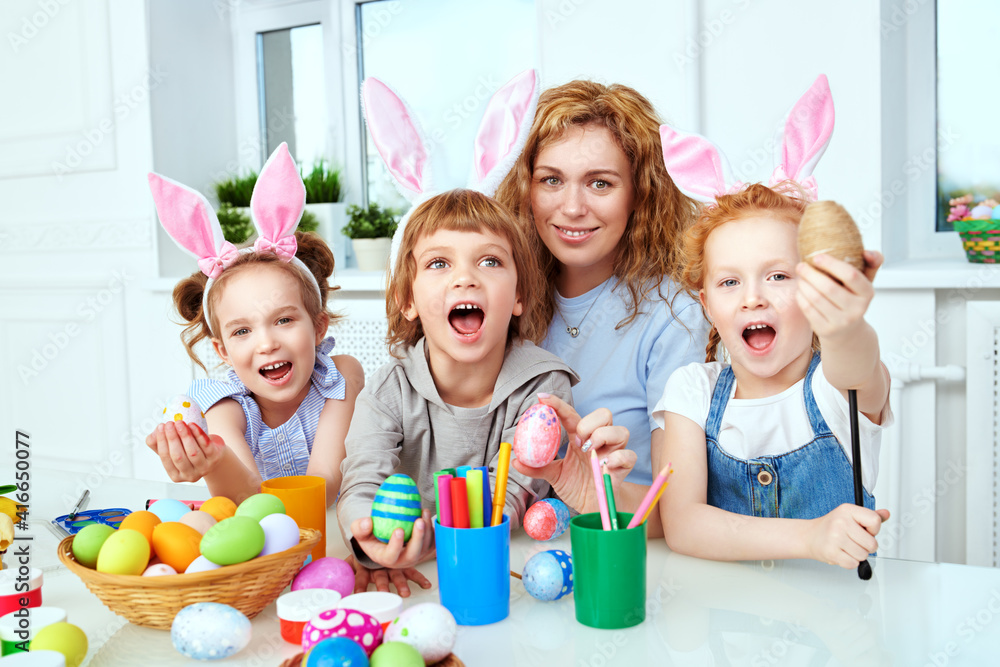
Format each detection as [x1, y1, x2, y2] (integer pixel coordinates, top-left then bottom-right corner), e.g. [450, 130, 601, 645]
[555, 280, 609, 338]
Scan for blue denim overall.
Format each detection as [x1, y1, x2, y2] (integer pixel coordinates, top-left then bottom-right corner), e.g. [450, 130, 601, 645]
[705, 354, 874, 519]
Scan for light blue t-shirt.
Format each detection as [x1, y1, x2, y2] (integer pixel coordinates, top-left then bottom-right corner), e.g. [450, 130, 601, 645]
[542, 279, 708, 485]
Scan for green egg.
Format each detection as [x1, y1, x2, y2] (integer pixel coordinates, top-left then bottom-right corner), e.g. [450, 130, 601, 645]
[370, 641, 424, 667]
[234, 493, 285, 522]
[71, 523, 116, 569]
[200, 516, 265, 565]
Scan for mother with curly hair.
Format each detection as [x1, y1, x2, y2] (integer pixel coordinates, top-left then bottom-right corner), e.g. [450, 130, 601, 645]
[495, 80, 709, 536]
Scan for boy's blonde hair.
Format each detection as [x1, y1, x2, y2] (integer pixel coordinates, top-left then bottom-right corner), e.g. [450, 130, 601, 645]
[386, 189, 546, 356]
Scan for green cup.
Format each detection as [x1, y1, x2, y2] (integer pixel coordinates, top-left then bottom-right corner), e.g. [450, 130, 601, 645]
[569, 512, 647, 629]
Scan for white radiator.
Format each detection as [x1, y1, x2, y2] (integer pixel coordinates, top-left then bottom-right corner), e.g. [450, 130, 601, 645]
[966, 302, 1000, 567]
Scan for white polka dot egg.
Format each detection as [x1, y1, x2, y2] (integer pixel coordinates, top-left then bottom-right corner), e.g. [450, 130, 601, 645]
[162, 394, 208, 434]
[384, 602, 457, 664]
[170, 602, 251, 660]
[302, 607, 383, 657]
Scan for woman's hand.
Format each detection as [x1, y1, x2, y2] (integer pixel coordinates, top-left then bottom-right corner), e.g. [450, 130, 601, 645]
[145, 421, 226, 483]
[350, 509, 435, 571]
[344, 554, 432, 598]
[805, 503, 890, 569]
[512, 393, 635, 514]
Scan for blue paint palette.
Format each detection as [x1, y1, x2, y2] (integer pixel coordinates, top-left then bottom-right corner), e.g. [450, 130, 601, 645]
[51, 508, 132, 536]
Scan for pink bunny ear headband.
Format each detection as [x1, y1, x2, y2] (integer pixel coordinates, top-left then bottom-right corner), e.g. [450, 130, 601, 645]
[360, 69, 540, 269]
[147, 142, 320, 333]
[660, 74, 834, 204]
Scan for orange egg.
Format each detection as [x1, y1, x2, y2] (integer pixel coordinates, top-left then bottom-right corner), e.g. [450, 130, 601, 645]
[199, 496, 237, 522]
[151, 521, 203, 572]
[118, 511, 161, 549]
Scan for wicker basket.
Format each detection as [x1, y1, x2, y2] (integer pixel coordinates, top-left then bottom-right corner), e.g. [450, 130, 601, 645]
[57, 528, 321, 630]
[955, 220, 1000, 263]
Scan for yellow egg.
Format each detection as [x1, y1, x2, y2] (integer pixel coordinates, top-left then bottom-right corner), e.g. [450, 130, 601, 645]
[179, 510, 217, 535]
[199, 496, 237, 522]
[151, 522, 203, 572]
[118, 510, 161, 549]
[96, 529, 150, 575]
[29, 622, 88, 667]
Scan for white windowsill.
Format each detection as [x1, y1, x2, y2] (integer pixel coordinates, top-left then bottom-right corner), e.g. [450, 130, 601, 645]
[876, 258, 1000, 290]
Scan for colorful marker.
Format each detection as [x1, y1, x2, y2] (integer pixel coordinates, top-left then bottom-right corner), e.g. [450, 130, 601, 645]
[491, 442, 512, 527]
[451, 477, 470, 529]
[466, 469, 484, 529]
[475, 465, 492, 526]
[436, 473, 454, 528]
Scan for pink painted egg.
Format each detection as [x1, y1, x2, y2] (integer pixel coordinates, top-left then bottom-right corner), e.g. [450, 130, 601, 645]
[523, 497, 571, 541]
[301, 607, 383, 656]
[513, 403, 561, 468]
[291, 557, 355, 598]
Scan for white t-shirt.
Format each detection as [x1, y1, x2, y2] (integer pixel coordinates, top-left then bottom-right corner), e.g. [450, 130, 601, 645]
[652, 361, 891, 492]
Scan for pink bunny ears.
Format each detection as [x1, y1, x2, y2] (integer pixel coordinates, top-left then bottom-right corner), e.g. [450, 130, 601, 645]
[148, 142, 319, 329]
[661, 74, 834, 203]
[361, 69, 540, 267]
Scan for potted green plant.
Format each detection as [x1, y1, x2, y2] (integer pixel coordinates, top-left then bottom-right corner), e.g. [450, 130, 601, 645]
[214, 170, 318, 245]
[343, 203, 399, 271]
[300, 160, 348, 267]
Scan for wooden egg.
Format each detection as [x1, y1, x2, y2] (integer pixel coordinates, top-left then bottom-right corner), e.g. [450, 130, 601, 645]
[371, 474, 421, 543]
[797, 200, 865, 272]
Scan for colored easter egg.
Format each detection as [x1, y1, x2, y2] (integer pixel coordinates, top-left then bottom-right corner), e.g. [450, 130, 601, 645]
[370, 641, 423, 667]
[291, 557, 355, 597]
[95, 529, 150, 575]
[993, 205, 1000, 220]
[258, 512, 300, 556]
[171, 602, 251, 660]
[522, 549, 573, 601]
[151, 522, 203, 572]
[161, 394, 208, 434]
[512, 403, 561, 467]
[184, 555, 222, 574]
[337, 592, 402, 627]
[199, 496, 237, 522]
[384, 602, 456, 664]
[371, 474, 421, 543]
[305, 636, 370, 667]
[148, 498, 192, 524]
[70, 523, 115, 569]
[118, 510, 161, 548]
[28, 622, 88, 667]
[200, 516, 264, 565]
[235, 493, 286, 522]
[3, 651, 66, 666]
[971, 204, 994, 219]
[142, 563, 177, 576]
[523, 498, 571, 541]
[178, 510, 217, 535]
[301, 608, 382, 656]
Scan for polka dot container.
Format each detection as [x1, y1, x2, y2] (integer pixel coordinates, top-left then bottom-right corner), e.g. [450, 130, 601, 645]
[301, 607, 383, 657]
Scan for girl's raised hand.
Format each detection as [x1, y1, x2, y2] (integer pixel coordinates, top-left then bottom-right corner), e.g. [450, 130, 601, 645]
[145, 421, 226, 483]
[795, 250, 883, 342]
[805, 503, 890, 569]
[512, 393, 635, 514]
[350, 509, 435, 571]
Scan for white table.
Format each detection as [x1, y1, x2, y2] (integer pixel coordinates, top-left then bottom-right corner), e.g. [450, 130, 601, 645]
[13, 470, 1000, 665]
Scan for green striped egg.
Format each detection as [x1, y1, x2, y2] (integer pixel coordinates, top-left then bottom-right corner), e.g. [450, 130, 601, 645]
[372, 474, 422, 543]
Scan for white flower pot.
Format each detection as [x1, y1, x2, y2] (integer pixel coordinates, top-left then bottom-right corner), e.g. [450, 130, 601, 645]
[304, 202, 349, 269]
[351, 237, 392, 272]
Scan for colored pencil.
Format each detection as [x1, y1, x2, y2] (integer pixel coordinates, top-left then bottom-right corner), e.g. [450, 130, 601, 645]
[466, 469, 484, 528]
[591, 450, 611, 531]
[451, 477, 470, 529]
[603, 464, 619, 530]
[436, 473, 454, 528]
[475, 465, 492, 526]
[491, 442, 512, 527]
[627, 464, 672, 529]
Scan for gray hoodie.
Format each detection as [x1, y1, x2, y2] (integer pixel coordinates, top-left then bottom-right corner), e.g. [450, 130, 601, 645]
[337, 337, 579, 567]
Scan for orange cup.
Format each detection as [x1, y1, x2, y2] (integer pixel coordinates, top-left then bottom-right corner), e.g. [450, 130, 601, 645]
[261, 475, 326, 562]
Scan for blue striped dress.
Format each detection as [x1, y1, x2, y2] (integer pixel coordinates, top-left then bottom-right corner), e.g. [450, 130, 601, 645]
[188, 337, 346, 480]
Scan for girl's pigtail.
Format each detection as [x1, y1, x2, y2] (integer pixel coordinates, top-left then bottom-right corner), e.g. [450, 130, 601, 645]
[173, 272, 211, 372]
[705, 325, 721, 363]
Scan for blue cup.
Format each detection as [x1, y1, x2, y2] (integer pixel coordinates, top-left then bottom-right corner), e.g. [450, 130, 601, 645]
[434, 515, 510, 625]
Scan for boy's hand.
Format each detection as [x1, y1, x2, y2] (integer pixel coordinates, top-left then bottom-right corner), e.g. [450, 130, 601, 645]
[351, 509, 434, 570]
[805, 503, 890, 569]
[145, 421, 225, 483]
[795, 250, 883, 343]
[512, 394, 635, 514]
[344, 554, 432, 598]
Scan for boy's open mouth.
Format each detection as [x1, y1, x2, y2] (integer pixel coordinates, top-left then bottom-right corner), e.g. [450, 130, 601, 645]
[449, 303, 485, 336]
[743, 323, 776, 351]
[259, 361, 292, 381]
